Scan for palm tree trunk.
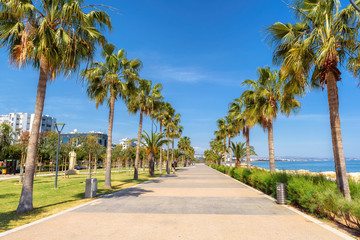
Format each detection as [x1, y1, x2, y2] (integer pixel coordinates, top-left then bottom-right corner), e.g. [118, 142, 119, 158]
[19, 153, 25, 184]
[94, 155, 98, 176]
[104, 95, 115, 188]
[148, 153, 152, 175]
[326, 71, 351, 200]
[223, 138, 226, 166]
[166, 135, 170, 174]
[268, 117, 275, 173]
[228, 135, 232, 168]
[88, 153, 92, 179]
[17, 55, 48, 213]
[245, 127, 251, 171]
[171, 138, 175, 163]
[159, 124, 163, 173]
[134, 110, 143, 180]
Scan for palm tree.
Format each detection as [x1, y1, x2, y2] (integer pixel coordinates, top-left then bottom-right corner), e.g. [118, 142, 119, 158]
[242, 67, 300, 173]
[167, 114, 182, 166]
[178, 136, 191, 166]
[229, 99, 254, 170]
[127, 79, 163, 179]
[17, 131, 30, 184]
[231, 141, 257, 167]
[0, 0, 112, 212]
[82, 43, 142, 188]
[225, 115, 239, 168]
[163, 104, 175, 174]
[141, 131, 170, 175]
[210, 139, 223, 165]
[215, 118, 228, 166]
[266, 0, 360, 199]
[152, 101, 169, 173]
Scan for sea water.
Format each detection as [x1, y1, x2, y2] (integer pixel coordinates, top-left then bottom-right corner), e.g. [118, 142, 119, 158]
[250, 160, 360, 173]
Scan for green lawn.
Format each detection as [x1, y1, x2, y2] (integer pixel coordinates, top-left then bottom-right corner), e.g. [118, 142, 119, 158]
[0, 169, 164, 232]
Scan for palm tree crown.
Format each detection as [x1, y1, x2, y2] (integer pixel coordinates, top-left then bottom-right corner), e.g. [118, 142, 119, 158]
[266, 0, 358, 199]
[81, 43, 142, 188]
[242, 67, 300, 172]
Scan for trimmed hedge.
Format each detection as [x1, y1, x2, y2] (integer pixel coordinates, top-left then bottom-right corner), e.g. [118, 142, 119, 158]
[210, 164, 360, 231]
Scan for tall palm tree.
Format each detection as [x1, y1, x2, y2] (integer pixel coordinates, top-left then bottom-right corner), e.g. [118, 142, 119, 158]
[127, 79, 163, 179]
[178, 136, 191, 166]
[141, 130, 170, 175]
[210, 139, 223, 165]
[242, 67, 300, 173]
[225, 115, 239, 168]
[266, 0, 359, 199]
[165, 112, 182, 168]
[215, 118, 228, 166]
[82, 43, 142, 188]
[152, 101, 169, 173]
[170, 116, 182, 165]
[163, 104, 175, 174]
[231, 141, 257, 167]
[0, 0, 112, 212]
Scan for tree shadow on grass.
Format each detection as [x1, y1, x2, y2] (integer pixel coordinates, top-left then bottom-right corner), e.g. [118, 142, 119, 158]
[0, 208, 45, 233]
[0, 197, 89, 233]
[0, 193, 17, 199]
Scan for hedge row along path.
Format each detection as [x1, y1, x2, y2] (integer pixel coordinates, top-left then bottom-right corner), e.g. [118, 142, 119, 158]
[0, 164, 352, 240]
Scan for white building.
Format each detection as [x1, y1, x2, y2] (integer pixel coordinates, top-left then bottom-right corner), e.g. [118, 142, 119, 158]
[0, 112, 56, 135]
[119, 138, 136, 149]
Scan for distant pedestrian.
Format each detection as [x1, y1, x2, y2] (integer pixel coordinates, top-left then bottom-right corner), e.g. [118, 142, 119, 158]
[171, 160, 177, 174]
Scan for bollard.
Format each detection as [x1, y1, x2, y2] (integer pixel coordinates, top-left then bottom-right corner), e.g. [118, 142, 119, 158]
[85, 178, 97, 198]
[276, 182, 287, 204]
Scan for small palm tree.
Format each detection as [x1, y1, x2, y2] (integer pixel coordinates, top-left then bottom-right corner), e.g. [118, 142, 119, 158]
[82, 43, 142, 187]
[242, 67, 299, 173]
[266, 0, 359, 199]
[141, 131, 170, 175]
[231, 141, 257, 167]
[229, 98, 254, 170]
[127, 79, 163, 179]
[0, 0, 112, 212]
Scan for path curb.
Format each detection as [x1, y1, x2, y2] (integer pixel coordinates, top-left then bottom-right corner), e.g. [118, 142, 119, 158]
[0, 173, 167, 238]
[207, 165, 355, 240]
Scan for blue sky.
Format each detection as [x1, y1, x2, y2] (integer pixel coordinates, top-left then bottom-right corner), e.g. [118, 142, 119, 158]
[1, 0, 360, 158]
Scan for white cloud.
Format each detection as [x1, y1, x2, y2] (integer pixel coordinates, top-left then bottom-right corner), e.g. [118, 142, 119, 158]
[148, 65, 207, 83]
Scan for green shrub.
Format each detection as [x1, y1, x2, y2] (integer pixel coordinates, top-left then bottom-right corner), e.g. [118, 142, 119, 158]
[349, 179, 360, 200]
[208, 163, 360, 231]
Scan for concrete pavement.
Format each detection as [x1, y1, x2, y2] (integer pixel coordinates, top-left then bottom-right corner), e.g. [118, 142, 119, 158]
[0, 164, 352, 240]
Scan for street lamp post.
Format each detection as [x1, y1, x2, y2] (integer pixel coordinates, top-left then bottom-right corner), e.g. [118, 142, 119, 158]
[54, 123, 66, 189]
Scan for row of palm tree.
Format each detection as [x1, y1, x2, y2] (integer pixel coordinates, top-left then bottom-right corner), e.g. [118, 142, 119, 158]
[0, 0, 113, 213]
[208, 0, 360, 200]
[0, 0, 191, 213]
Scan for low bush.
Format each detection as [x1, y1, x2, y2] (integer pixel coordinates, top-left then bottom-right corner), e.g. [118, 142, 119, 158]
[210, 164, 360, 231]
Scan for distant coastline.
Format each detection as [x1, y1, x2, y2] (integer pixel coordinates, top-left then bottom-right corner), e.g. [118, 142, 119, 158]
[225, 158, 360, 173]
[251, 157, 360, 162]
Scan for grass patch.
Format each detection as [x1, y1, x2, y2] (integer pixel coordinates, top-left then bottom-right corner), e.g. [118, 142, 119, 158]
[0, 169, 164, 232]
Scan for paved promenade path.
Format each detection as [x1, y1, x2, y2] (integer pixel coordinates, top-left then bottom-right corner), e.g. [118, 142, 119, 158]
[1, 164, 351, 240]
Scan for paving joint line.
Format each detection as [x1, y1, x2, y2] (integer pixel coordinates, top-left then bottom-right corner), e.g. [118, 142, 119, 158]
[0, 172, 171, 238]
[205, 164, 355, 240]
